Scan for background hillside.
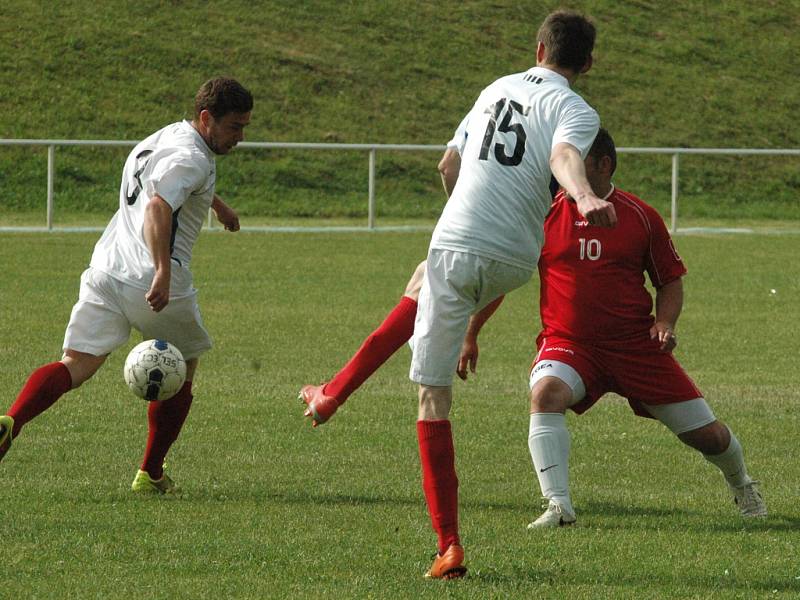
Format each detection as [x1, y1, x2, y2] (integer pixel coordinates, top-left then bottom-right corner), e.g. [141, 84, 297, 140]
[1, 1, 799, 223]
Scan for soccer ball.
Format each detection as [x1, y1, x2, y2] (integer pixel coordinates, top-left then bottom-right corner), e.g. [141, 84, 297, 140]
[123, 339, 187, 401]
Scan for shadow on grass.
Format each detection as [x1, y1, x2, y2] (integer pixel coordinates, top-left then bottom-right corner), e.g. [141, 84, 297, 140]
[153, 488, 536, 513]
[115, 489, 800, 535]
[579, 499, 800, 532]
[467, 564, 800, 595]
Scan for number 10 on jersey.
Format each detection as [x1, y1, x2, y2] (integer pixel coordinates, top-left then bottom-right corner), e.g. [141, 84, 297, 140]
[578, 238, 602, 261]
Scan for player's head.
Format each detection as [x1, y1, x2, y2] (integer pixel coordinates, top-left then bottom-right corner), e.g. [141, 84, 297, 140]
[536, 11, 596, 75]
[584, 128, 616, 194]
[193, 77, 253, 155]
[587, 128, 617, 175]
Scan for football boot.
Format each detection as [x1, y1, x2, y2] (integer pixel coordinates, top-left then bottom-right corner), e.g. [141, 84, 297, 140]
[424, 544, 467, 580]
[527, 499, 577, 529]
[131, 469, 180, 495]
[299, 384, 340, 427]
[731, 481, 767, 517]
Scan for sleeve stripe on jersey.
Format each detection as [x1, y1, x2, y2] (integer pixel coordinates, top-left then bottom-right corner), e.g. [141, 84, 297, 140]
[614, 190, 666, 287]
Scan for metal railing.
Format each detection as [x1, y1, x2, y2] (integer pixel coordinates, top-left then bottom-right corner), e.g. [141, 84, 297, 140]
[1, 138, 798, 232]
[613, 146, 800, 232]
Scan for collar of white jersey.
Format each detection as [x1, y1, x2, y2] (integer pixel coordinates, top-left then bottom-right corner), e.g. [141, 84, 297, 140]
[182, 120, 214, 156]
[527, 66, 570, 88]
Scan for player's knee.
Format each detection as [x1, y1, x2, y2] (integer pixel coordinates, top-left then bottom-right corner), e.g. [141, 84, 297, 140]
[418, 384, 451, 420]
[185, 358, 199, 382]
[530, 378, 570, 413]
[60, 352, 106, 388]
[404, 261, 427, 301]
[679, 420, 730, 455]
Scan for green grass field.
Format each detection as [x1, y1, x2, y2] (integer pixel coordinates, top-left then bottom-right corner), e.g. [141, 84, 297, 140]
[0, 230, 798, 599]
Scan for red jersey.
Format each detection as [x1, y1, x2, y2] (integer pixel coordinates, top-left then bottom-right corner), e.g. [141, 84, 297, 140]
[538, 186, 686, 344]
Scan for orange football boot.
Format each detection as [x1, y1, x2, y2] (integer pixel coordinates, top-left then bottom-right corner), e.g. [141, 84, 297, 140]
[299, 384, 340, 427]
[425, 544, 467, 580]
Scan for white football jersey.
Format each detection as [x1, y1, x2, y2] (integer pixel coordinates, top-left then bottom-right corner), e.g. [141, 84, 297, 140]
[432, 67, 599, 271]
[90, 120, 216, 296]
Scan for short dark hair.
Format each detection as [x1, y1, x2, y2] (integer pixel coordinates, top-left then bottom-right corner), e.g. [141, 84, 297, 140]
[537, 11, 596, 73]
[588, 128, 617, 175]
[194, 77, 253, 120]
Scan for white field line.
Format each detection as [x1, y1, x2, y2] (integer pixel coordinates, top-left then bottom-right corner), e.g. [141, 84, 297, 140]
[0, 225, 798, 235]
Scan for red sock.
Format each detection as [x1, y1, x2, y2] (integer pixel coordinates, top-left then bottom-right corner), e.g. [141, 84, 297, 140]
[324, 296, 417, 403]
[141, 380, 193, 479]
[8, 362, 73, 437]
[417, 420, 460, 553]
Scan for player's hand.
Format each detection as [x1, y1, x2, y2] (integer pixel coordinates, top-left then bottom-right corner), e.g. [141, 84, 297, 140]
[576, 194, 617, 228]
[146, 272, 170, 312]
[650, 322, 677, 352]
[457, 336, 479, 380]
[214, 203, 240, 232]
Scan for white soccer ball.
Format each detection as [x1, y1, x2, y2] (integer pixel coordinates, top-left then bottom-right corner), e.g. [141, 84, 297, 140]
[123, 339, 187, 401]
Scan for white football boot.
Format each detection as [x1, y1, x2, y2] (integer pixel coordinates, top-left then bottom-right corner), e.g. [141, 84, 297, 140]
[527, 499, 577, 529]
[731, 481, 767, 517]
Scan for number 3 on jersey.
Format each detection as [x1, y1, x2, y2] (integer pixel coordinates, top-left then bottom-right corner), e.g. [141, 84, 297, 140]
[125, 150, 153, 205]
[579, 238, 602, 261]
[479, 98, 527, 166]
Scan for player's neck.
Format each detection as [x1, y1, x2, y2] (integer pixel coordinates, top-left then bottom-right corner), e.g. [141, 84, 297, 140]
[596, 182, 614, 199]
[190, 120, 212, 148]
[536, 63, 579, 86]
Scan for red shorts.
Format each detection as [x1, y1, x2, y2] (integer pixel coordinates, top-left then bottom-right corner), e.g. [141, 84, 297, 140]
[532, 334, 703, 418]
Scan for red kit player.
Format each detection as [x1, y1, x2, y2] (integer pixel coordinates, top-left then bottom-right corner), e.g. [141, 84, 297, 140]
[462, 128, 766, 528]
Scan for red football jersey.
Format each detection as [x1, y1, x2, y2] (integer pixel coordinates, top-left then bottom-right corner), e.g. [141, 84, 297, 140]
[538, 187, 686, 344]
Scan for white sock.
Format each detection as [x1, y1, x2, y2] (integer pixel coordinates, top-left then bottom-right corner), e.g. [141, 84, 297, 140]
[703, 428, 752, 488]
[528, 412, 572, 511]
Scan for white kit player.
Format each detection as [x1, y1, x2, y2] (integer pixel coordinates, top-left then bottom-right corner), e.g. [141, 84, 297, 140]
[0, 77, 252, 494]
[411, 11, 616, 580]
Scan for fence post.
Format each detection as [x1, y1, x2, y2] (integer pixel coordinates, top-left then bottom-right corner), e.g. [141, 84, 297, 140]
[368, 148, 376, 229]
[670, 153, 679, 232]
[47, 145, 55, 231]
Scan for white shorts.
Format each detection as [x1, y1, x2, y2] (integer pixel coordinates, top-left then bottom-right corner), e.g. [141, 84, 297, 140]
[410, 249, 532, 386]
[63, 268, 212, 360]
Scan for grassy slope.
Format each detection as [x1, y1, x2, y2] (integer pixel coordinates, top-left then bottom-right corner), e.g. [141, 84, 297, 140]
[1, 1, 799, 221]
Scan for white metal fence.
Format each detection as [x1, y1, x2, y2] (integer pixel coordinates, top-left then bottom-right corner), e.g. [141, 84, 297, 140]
[1, 138, 798, 233]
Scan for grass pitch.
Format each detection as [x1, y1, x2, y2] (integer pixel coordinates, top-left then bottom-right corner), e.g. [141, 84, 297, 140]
[0, 230, 798, 599]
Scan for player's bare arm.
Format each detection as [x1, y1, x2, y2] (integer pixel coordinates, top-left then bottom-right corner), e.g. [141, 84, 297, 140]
[211, 194, 240, 232]
[438, 148, 461, 198]
[143, 194, 173, 312]
[457, 295, 505, 380]
[550, 142, 617, 227]
[652, 277, 683, 352]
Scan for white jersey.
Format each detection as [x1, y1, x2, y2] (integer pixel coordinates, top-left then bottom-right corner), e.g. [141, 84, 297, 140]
[90, 120, 216, 297]
[431, 67, 599, 271]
